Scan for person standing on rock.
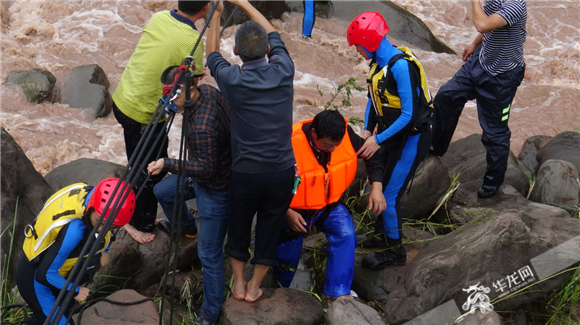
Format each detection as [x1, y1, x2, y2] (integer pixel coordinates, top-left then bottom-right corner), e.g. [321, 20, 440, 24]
[206, 0, 296, 303]
[430, 0, 527, 198]
[302, 1, 315, 38]
[112, 1, 210, 244]
[348, 12, 433, 270]
[148, 65, 231, 325]
[275, 110, 385, 300]
[17, 178, 135, 325]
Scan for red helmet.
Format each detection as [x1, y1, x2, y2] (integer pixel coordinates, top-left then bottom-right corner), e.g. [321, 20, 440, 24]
[88, 178, 136, 226]
[346, 12, 389, 52]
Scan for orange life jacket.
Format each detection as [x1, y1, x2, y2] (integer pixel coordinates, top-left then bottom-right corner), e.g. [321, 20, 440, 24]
[290, 119, 358, 210]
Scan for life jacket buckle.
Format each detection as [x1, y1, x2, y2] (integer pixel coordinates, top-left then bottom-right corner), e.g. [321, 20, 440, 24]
[24, 224, 37, 239]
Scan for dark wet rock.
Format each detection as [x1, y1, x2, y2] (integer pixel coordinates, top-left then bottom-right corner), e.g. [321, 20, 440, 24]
[399, 155, 451, 220]
[383, 186, 580, 324]
[352, 255, 406, 303]
[331, 1, 455, 54]
[326, 298, 385, 325]
[44, 158, 125, 190]
[61, 64, 112, 119]
[451, 151, 531, 197]
[458, 310, 504, 325]
[513, 309, 526, 325]
[6, 68, 56, 103]
[93, 229, 199, 293]
[529, 159, 579, 215]
[221, 1, 290, 28]
[1, 127, 54, 290]
[222, 288, 323, 325]
[517, 135, 552, 174]
[285, 1, 334, 19]
[440, 134, 487, 171]
[74, 289, 158, 325]
[537, 131, 580, 173]
[354, 155, 450, 222]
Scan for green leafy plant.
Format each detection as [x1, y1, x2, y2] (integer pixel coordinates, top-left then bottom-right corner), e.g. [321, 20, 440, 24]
[318, 77, 365, 116]
[1, 198, 34, 324]
[546, 266, 580, 325]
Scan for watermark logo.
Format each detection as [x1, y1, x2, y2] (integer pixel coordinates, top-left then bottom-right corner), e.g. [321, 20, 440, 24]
[492, 265, 536, 298]
[461, 282, 493, 313]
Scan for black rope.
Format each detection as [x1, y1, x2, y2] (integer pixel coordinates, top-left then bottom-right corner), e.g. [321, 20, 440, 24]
[158, 2, 222, 325]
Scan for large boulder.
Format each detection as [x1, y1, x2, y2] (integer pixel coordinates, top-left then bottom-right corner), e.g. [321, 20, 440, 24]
[331, 1, 455, 54]
[528, 159, 579, 215]
[537, 131, 580, 173]
[44, 158, 125, 189]
[222, 288, 324, 325]
[451, 151, 531, 197]
[399, 155, 451, 220]
[517, 135, 552, 174]
[458, 310, 504, 325]
[285, 1, 334, 19]
[74, 289, 158, 325]
[221, 1, 290, 28]
[440, 134, 487, 171]
[93, 229, 199, 293]
[352, 257, 406, 303]
[353, 226, 436, 303]
[1, 127, 54, 290]
[61, 64, 112, 119]
[6, 68, 56, 103]
[354, 155, 450, 222]
[382, 186, 580, 324]
[326, 298, 385, 325]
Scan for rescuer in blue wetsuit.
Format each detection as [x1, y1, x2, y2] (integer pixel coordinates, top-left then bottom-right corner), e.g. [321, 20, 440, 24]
[347, 12, 433, 270]
[17, 178, 135, 325]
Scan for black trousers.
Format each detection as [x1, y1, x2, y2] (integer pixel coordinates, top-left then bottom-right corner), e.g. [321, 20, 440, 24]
[225, 166, 294, 266]
[113, 103, 168, 232]
[432, 46, 525, 186]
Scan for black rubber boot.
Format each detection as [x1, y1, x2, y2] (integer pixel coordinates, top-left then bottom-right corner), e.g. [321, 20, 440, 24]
[477, 184, 499, 198]
[361, 245, 407, 270]
[358, 231, 387, 249]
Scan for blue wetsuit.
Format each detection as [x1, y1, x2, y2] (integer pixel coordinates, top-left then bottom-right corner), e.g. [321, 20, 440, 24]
[17, 219, 104, 325]
[364, 38, 432, 241]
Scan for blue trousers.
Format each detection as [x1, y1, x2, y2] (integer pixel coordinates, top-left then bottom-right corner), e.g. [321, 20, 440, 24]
[432, 46, 525, 186]
[154, 176, 229, 323]
[153, 174, 197, 235]
[380, 130, 432, 240]
[275, 204, 356, 298]
[302, 1, 315, 37]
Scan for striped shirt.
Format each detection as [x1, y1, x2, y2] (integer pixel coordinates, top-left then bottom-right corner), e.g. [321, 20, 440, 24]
[164, 85, 232, 191]
[480, 0, 527, 76]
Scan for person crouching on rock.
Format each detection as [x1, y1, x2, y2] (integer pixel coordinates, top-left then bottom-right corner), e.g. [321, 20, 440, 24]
[17, 178, 135, 325]
[274, 110, 386, 301]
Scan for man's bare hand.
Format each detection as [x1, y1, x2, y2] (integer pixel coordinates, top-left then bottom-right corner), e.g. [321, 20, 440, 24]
[147, 159, 164, 175]
[357, 136, 381, 159]
[368, 182, 386, 215]
[74, 286, 90, 303]
[287, 209, 307, 233]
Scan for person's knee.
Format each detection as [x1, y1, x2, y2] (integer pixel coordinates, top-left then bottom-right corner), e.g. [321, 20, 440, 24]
[152, 181, 172, 203]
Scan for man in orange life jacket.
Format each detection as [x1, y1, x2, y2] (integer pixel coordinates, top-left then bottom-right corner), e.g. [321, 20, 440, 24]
[275, 110, 385, 300]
